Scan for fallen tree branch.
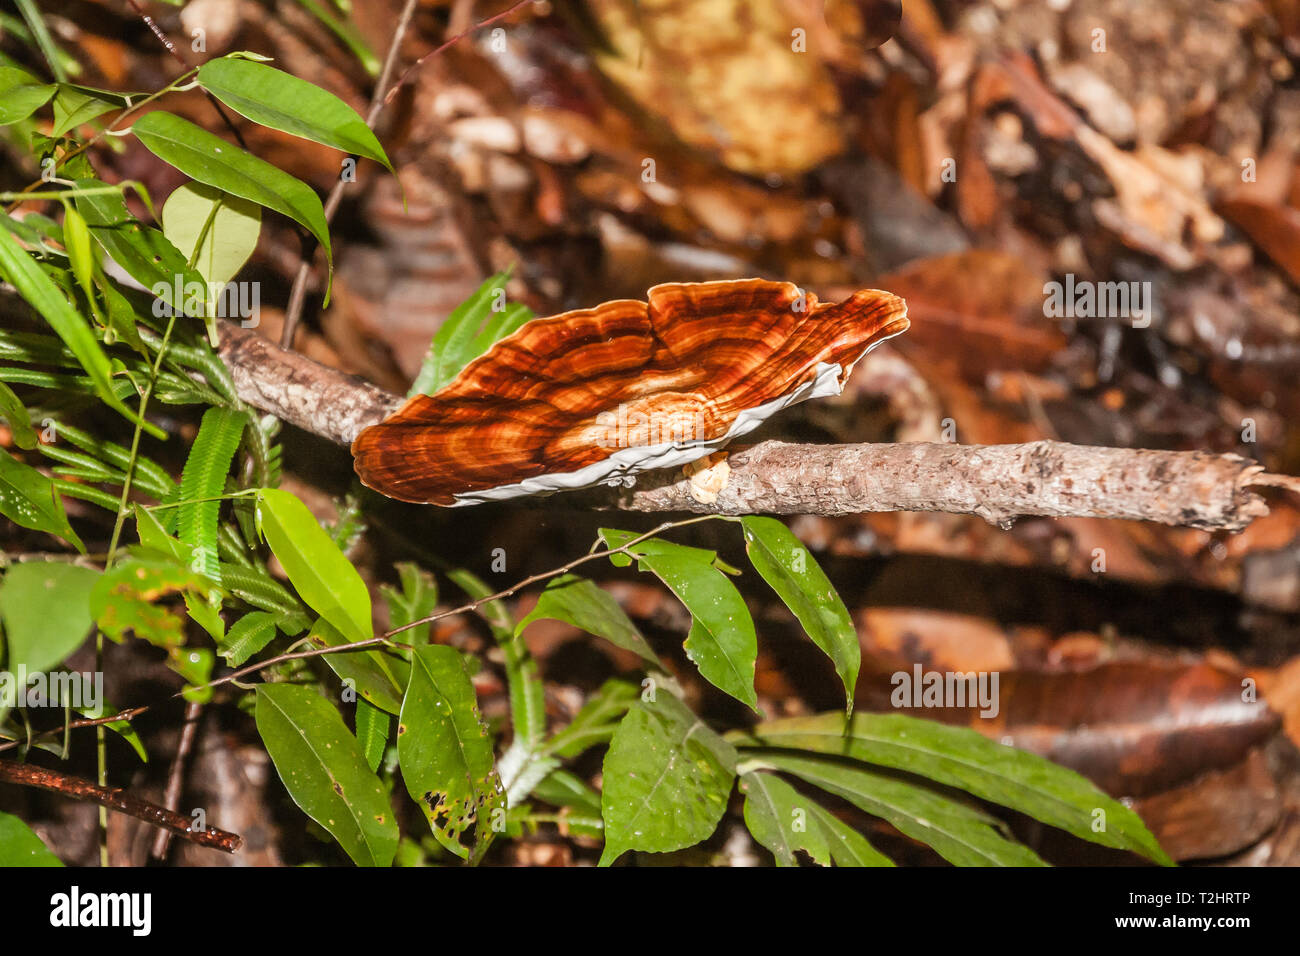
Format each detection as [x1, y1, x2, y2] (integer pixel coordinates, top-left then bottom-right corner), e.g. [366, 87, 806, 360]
[0, 759, 243, 854]
[216, 322, 1298, 531]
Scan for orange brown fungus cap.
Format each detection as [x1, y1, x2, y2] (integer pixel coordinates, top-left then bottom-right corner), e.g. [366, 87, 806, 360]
[352, 279, 909, 505]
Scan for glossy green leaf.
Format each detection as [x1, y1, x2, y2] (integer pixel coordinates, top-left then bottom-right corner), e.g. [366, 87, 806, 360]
[61, 205, 99, 321]
[755, 751, 1045, 866]
[408, 271, 533, 396]
[197, 58, 391, 171]
[598, 692, 736, 866]
[740, 712, 1174, 866]
[739, 769, 821, 866]
[739, 516, 859, 715]
[397, 645, 504, 863]
[131, 111, 331, 293]
[74, 180, 204, 317]
[0, 448, 83, 552]
[0, 65, 55, 125]
[256, 683, 398, 867]
[175, 407, 247, 584]
[600, 529, 757, 710]
[0, 811, 62, 866]
[0, 562, 99, 674]
[50, 84, 128, 137]
[516, 574, 660, 668]
[806, 801, 893, 867]
[255, 488, 371, 643]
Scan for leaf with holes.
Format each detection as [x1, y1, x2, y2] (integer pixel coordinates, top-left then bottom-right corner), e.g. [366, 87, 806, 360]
[397, 645, 504, 863]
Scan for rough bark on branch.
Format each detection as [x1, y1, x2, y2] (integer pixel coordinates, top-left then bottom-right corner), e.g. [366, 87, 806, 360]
[216, 322, 1297, 530]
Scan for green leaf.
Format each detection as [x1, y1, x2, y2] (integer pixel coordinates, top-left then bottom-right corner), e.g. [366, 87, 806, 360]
[197, 58, 391, 171]
[0, 65, 55, 125]
[398, 645, 505, 863]
[599, 529, 757, 710]
[598, 693, 737, 866]
[131, 111, 332, 298]
[133, 503, 187, 562]
[516, 574, 659, 668]
[408, 271, 533, 396]
[0, 223, 160, 439]
[738, 516, 859, 715]
[0, 448, 84, 552]
[0, 381, 37, 449]
[176, 407, 247, 585]
[806, 801, 893, 867]
[356, 698, 389, 772]
[739, 769, 821, 866]
[74, 180, 204, 318]
[255, 683, 398, 867]
[255, 488, 371, 643]
[219, 610, 278, 667]
[61, 205, 100, 323]
[0, 562, 98, 675]
[50, 84, 128, 137]
[161, 181, 261, 295]
[755, 751, 1045, 866]
[307, 618, 405, 715]
[740, 712, 1174, 866]
[0, 811, 62, 866]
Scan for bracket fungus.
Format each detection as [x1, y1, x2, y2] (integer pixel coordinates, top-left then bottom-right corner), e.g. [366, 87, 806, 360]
[352, 279, 909, 505]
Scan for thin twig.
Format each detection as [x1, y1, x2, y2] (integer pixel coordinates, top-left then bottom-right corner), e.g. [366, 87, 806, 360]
[279, 0, 535, 348]
[123, 0, 249, 150]
[0, 760, 243, 854]
[280, 0, 421, 348]
[149, 699, 203, 860]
